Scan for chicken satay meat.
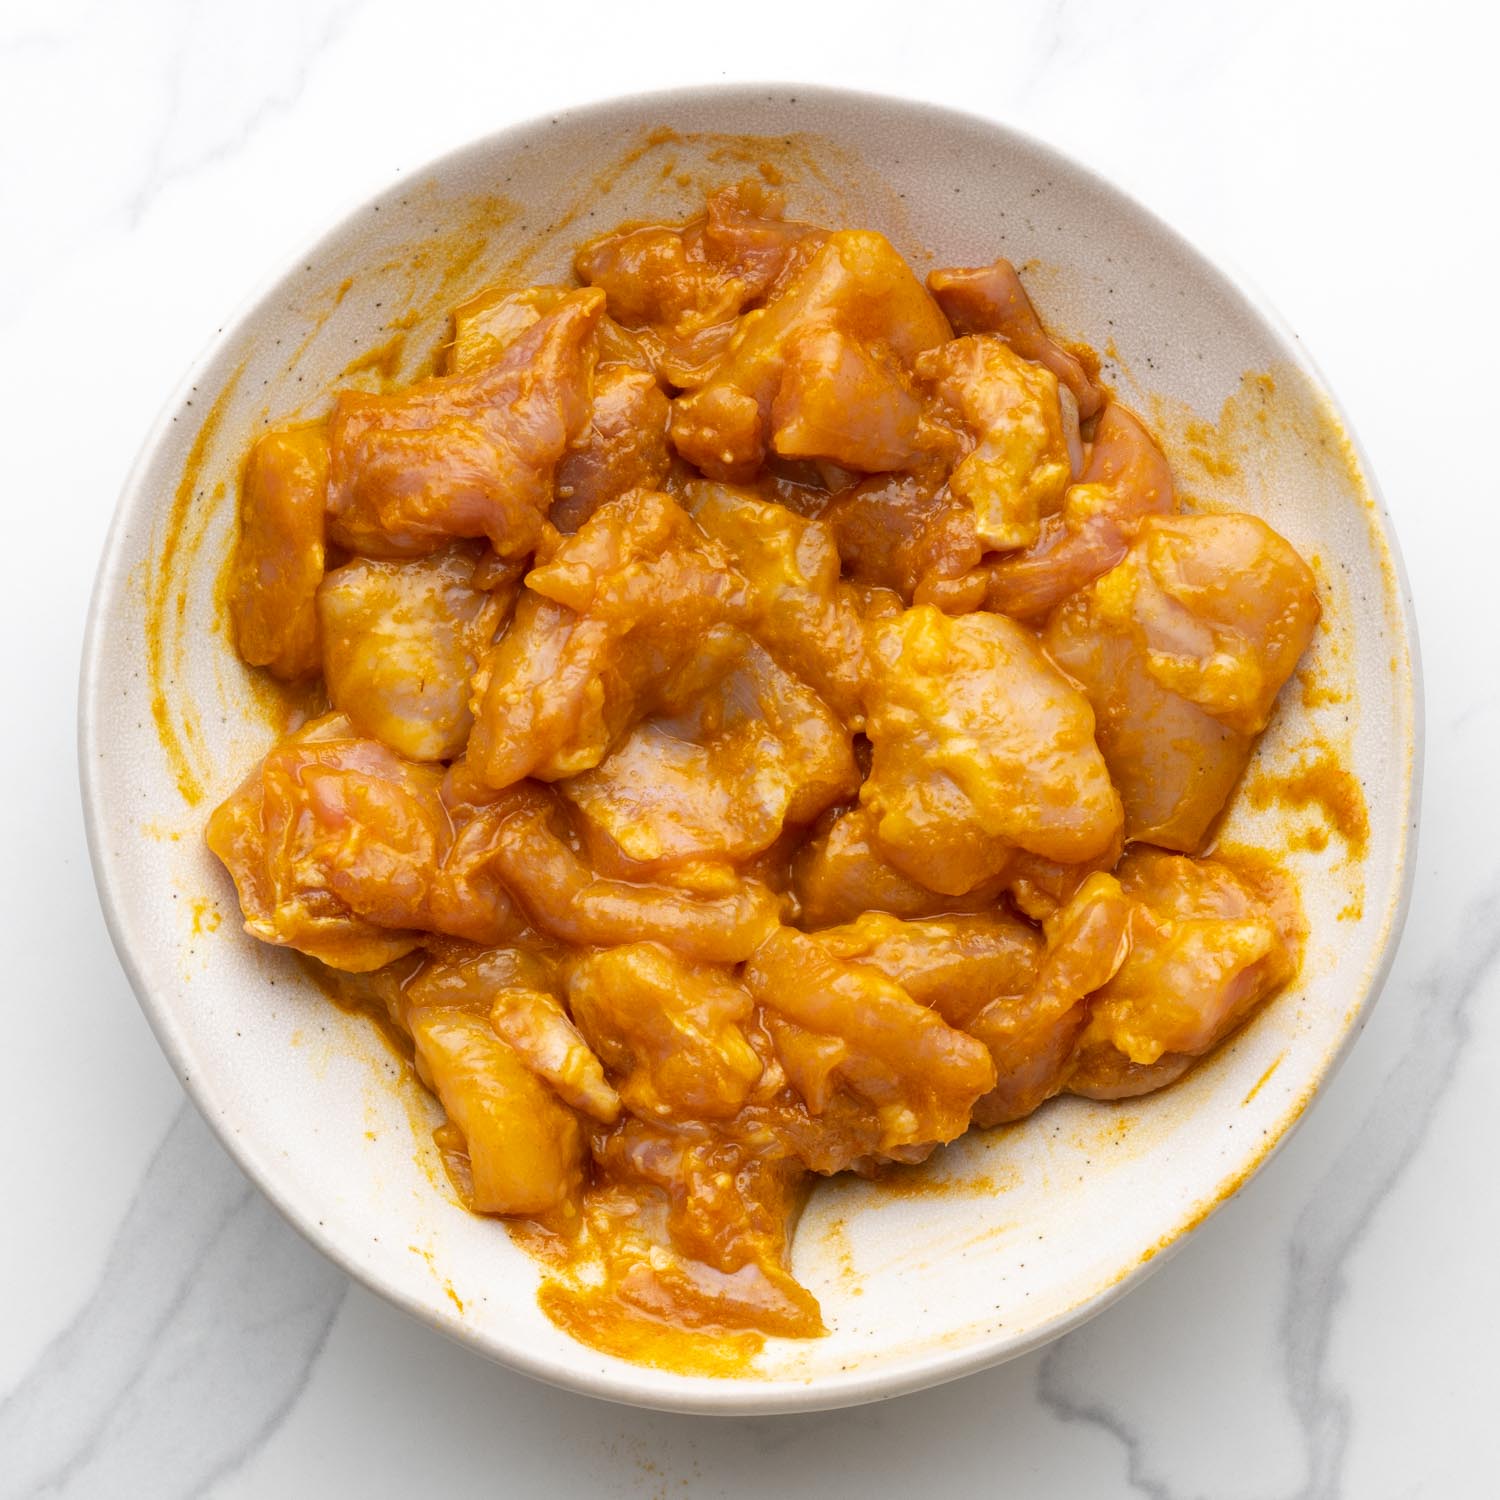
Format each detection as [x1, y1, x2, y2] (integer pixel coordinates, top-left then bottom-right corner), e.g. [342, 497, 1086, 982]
[670, 230, 952, 481]
[1043, 512, 1320, 850]
[402, 942, 560, 1015]
[207, 716, 532, 967]
[769, 325, 938, 473]
[686, 483, 867, 721]
[567, 944, 764, 1120]
[582, 1121, 821, 1335]
[561, 635, 858, 869]
[447, 285, 568, 373]
[396, 939, 618, 1123]
[576, 181, 823, 387]
[448, 283, 649, 376]
[790, 804, 1001, 927]
[550, 364, 671, 532]
[1092, 513, 1321, 734]
[467, 489, 751, 788]
[410, 1007, 585, 1216]
[984, 402, 1174, 621]
[824, 469, 948, 597]
[928, 259, 1105, 419]
[1065, 849, 1299, 1095]
[809, 910, 1043, 1029]
[206, 714, 443, 971]
[914, 334, 1072, 552]
[745, 926, 996, 1156]
[316, 542, 505, 762]
[862, 606, 1123, 895]
[444, 283, 670, 533]
[488, 987, 620, 1124]
[326, 289, 602, 558]
[227, 424, 329, 679]
[474, 783, 780, 963]
[968, 873, 1133, 1126]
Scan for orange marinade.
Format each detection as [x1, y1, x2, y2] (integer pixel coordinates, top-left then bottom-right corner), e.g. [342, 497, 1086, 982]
[207, 180, 1319, 1360]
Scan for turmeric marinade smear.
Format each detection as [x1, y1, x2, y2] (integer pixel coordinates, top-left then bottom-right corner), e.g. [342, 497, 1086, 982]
[207, 180, 1319, 1364]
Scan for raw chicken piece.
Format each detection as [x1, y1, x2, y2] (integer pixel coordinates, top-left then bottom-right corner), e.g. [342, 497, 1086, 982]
[227, 424, 328, 679]
[928, 258, 1105, 418]
[579, 1121, 821, 1335]
[468, 783, 781, 964]
[984, 403, 1174, 621]
[206, 714, 527, 970]
[824, 469, 947, 598]
[1043, 512, 1320, 850]
[670, 230, 952, 480]
[914, 334, 1071, 551]
[1065, 849, 1299, 1097]
[790, 804, 1011, 928]
[206, 714, 444, 970]
[410, 1007, 585, 1215]
[488, 987, 621, 1124]
[550, 364, 671, 532]
[744, 927, 996, 1155]
[561, 635, 858, 869]
[862, 605, 1122, 894]
[466, 489, 751, 788]
[316, 542, 506, 761]
[686, 483, 867, 721]
[770, 325, 937, 473]
[808, 910, 1042, 1029]
[567, 944, 764, 1120]
[967, 873, 1133, 1125]
[445, 284, 670, 531]
[576, 181, 823, 386]
[326, 290, 602, 558]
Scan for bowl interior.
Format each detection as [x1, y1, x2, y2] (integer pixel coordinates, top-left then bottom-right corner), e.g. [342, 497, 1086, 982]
[81, 86, 1418, 1413]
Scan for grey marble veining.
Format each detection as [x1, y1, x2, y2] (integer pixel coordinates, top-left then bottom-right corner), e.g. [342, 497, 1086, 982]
[0, 1107, 345, 1499]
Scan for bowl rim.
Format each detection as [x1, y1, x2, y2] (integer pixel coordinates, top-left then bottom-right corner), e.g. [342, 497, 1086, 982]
[77, 80, 1424, 1415]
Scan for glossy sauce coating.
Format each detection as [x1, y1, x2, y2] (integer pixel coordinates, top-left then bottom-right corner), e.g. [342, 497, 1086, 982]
[209, 182, 1320, 1366]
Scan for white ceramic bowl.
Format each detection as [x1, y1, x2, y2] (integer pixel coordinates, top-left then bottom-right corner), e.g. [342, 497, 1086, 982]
[79, 85, 1420, 1414]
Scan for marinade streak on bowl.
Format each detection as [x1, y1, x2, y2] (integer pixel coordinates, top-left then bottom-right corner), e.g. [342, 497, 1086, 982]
[205, 180, 1320, 1367]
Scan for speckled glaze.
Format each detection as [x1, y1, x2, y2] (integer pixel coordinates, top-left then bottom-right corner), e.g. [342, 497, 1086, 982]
[78, 85, 1420, 1414]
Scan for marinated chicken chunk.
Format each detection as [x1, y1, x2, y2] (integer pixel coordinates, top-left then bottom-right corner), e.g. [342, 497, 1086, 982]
[444, 283, 671, 533]
[568, 944, 764, 1120]
[569, 1122, 820, 1336]
[327, 290, 602, 558]
[562, 635, 858, 869]
[985, 402, 1175, 621]
[316, 543, 506, 761]
[1066, 849, 1299, 1097]
[550, 364, 671, 532]
[467, 488, 751, 787]
[410, 1007, 585, 1216]
[915, 334, 1071, 551]
[745, 927, 996, 1157]
[210, 184, 1323, 1363]
[1044, 512, 1320, 849]
[670, 229, 952, 480]
[928, 258, 1105, 419]
[791, 803, 1011, 927]
[466, 782, 781, 963]
[207, 715, 530, 969]
[227, 425, 329, 679]
[862, 605, 1122, 894]
[809, 910, 1042, 1028]
[576, 180, 822, 386]
[686, 483, 867, 722]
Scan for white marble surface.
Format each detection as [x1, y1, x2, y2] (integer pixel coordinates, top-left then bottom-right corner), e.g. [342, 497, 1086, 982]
[2, 1, 1495, 1494]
